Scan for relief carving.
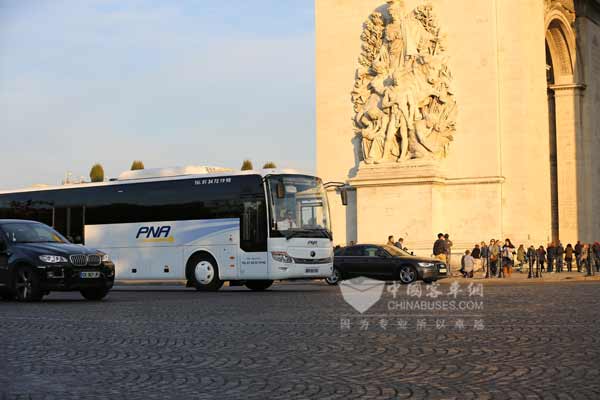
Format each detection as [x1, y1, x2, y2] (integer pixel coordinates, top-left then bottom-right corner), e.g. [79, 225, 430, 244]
[352, 1, 457, 164]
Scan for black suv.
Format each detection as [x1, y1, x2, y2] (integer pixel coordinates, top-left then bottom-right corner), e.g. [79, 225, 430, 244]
[0, 220, 115, 302]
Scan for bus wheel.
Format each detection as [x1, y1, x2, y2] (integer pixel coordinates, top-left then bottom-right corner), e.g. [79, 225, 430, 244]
[187, 254, 223, 292]
[245, 280, 273, 291]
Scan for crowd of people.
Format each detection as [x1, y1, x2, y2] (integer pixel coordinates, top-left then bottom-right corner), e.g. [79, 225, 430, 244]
[345, 233, 600, 279]
[432, 234, 600, 278]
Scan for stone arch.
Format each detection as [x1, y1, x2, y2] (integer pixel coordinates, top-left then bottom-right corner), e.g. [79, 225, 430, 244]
[545, 9, 578, 83]
[544, 3, 586, 244]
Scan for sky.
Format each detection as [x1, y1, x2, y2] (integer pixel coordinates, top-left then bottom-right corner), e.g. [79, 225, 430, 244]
[0, 0, 315, 190]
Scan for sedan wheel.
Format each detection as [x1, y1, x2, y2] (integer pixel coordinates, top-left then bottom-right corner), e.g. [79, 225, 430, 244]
[398, 266, 417, 284]
[325, 268, 341, 285]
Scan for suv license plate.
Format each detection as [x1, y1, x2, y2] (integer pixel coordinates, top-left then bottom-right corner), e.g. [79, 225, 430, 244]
[439, 268, 447, 273]
[305, 268, 319, 274]
[80, 271, 101, 279]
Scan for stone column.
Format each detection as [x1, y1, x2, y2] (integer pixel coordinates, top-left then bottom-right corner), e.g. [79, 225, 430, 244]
[549, 84, 586, 244]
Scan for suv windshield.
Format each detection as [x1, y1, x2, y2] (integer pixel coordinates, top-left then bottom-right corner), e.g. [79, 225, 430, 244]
[267, 175, 332, 239]
[1, 222, 68, 244]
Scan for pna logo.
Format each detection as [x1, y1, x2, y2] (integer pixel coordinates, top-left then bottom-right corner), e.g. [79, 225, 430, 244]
[136, 226, 174, 243]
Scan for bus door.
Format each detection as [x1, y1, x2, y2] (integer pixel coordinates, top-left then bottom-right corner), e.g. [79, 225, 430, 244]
[53, 206, 85, 244]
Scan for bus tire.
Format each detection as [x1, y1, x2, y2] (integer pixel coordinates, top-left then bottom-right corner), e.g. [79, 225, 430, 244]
[187, 253, 223, 292]
[245, 280, 273, 291]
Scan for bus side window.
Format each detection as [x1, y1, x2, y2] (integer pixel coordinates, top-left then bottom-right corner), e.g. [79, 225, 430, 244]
[241, 200, 267, 252]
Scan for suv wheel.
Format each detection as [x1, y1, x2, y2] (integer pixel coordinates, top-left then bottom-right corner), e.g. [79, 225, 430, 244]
[14, 265, 43, 302]
[0, 289, 14, 301]
[80, 288, 110, 301]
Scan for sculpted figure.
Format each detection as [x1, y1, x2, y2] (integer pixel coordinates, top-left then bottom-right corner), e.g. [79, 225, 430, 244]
[359, 107, 386, 164]
[352, 1, 457, 164]
[382, 69, 416, 161]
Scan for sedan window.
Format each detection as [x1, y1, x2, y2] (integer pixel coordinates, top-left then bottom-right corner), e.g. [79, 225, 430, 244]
[364, 247, 380, 257]
[344, 246, 363, 257]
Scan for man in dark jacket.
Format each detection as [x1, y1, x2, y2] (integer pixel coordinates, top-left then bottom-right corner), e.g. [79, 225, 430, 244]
[433, 233, 447, 262]
[527, 245, 537, 277]
[547, 242, 556, 273]
[575, 241, 583, 272]
[593, 242, 600, 273]
[556, 242, 564, 273]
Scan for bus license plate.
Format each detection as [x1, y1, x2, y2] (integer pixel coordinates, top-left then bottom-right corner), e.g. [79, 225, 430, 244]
[305, 268, 319, 274]
[80, 271, 100, 279]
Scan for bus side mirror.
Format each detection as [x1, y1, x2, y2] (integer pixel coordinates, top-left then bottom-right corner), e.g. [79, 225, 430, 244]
[276, 183, 285, 199]
[340, 189, 348, 206]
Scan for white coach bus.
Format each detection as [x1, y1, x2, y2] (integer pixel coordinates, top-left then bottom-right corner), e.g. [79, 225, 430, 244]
[0, 166, 335, 291]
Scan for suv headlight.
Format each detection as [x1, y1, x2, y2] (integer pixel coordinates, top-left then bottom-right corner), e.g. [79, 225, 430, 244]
[271, 251, 293, 263]
[39, 255, 68, 264]
[101, 254, 111, 263]
[418, 262, 435, 268]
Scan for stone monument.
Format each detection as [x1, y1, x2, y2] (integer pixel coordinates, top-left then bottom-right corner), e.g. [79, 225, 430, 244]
[317, 0, 600, 255]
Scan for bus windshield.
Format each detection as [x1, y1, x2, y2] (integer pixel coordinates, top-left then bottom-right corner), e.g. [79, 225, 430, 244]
[267, 175, 332, 240]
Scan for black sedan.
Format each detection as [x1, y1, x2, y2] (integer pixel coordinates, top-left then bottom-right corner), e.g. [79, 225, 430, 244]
[326, 244, 447, 285]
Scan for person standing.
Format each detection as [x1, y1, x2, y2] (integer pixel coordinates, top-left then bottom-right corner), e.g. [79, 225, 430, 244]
[480, 241, 489, 274]
[502, 239, 515, 278]
[537, 245, 547, 272]
[574, 241, 583, 272]
[556, 241, 565, 273]
[395, 237, 406, 251]
[433, 233, 447, 263]
[593, 242, 600, 273]
[547, 242, 556, 273]
[444, 233, 453, 274]
[582, 243, 591, 275]
[387, 235, 396, 247]
[471, 244, 482, 274]
[527, 245, 537, 276]
[489, 239, 499, 277]
[516, 244, 526, 273]
[565, 244, 574, 272]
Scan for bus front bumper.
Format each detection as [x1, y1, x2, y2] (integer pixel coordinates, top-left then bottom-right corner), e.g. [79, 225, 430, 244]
[270, 261, 333, 280]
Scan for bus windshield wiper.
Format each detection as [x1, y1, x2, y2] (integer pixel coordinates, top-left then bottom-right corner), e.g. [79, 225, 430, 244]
[284, 228, 332, 240]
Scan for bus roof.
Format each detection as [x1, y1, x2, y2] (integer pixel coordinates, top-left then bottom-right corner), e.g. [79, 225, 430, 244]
[0, 166, 314, 195]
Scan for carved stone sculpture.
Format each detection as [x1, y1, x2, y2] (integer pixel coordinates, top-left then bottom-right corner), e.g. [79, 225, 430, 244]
[352, 0, 457, 164]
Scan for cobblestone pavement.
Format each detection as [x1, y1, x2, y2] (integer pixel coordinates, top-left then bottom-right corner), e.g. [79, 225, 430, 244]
[1, 281, 599, 400]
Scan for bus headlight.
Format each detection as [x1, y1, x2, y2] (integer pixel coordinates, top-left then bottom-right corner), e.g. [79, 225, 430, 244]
[271, 251, 293, 264]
